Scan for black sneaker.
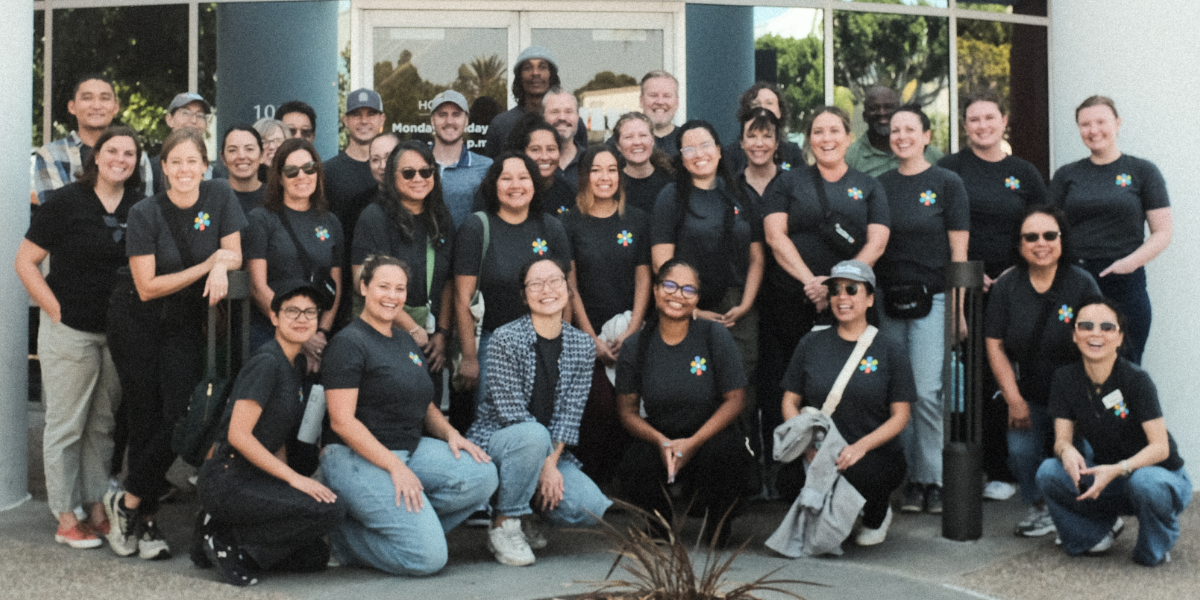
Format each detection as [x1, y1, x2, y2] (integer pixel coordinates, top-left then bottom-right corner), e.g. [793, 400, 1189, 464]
[900, 483, 925, 513]
[135, 519, 172, 560]
[205, 535, 259, 587]
[189, 511, 213, 568]
[925, 485, 944, 514]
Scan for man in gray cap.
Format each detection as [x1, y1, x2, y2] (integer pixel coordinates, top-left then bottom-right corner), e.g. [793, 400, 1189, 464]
[482, 46, 587, 158]
[151, 92, 214, 194]
[430, 90, 492, 229]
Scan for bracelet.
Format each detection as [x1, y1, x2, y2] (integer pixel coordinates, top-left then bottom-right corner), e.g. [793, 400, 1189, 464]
[1120, 459, 1132, 478]
[409, 326, 423, 335]
[434, 327, 448, 336]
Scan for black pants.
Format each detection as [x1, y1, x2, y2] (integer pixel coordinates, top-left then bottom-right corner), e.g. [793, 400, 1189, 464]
[757, 283, 818, 460]
[618, 427, 757, 524]
[576, 361, 632, 488]
[841, 448, 907, 529]
[107, 279, 206, 513]
[199, 452, 344, 570]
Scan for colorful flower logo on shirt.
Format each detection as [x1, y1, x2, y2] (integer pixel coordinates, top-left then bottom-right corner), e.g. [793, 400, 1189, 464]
[859, 356, 878, 374]
[193, 211, 210, 231]
[315, 226, 330, 241]
[690, 356, 707, 376]
[408, 352, 424, 367]
[1058, 305, 1074, 323]
[617, 230, 633, 247]
[848, 187, 864, 201]
[532, 238, 548, 255]
[1116, 173, 1132, 187]
[557, 205, 570, 215]
[1113, 399, 1128, 419]
[781, 162, 792, 171]
[919, 190, 937, 206]
[1005, 176, 1021, 190]
[734, 206, 740, 216]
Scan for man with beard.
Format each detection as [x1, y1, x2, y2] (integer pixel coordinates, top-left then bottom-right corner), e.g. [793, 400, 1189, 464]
[845, 86, 942, 177]
[430, 90, 492, 229]
[483, 46, 586, 158]
[542, 87, 585, 192]
[639, 70, 681, 156]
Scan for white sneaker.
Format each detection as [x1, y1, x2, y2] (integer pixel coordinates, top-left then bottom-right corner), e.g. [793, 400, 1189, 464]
[488, 519, 535, 566]
[1086, 532, 1114, 555]
[102, 490, 139, 557]
[983, 481, 1017, 501]
[855, 507, 893, 546]
[521, 517, 548, 550]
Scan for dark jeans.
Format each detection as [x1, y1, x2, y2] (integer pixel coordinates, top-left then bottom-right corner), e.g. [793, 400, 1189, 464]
[575, 360, 632, 488]
[842, 448, 907, 529]
[199, 451, 345, 570]
[1080, 260, 1150, 364]
[756, 282, 818, 461]
[107, 278, 204, 513]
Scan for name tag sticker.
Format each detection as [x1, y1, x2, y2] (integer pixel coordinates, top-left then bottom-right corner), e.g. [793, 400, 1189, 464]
[1101, 390, 1124, 410]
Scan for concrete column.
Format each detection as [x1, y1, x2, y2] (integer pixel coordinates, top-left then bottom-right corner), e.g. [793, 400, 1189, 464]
[0, 0, 33, 511]
[215, 1, 340, 161]
[685, 4, 755, 145]
[1052, 0, 1200, 479]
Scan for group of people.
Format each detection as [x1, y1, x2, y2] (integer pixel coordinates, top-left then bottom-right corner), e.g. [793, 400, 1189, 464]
[21, 42, 1186, 589]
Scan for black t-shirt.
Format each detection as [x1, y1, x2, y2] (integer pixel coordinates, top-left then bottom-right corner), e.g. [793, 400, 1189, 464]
[352, 203, 454, 312]
[781, 327, 915, 452]
[454, 212, 572, 332]
[1048, 358, 1183, 471]
[723, 140, 805, 178]
[761, 167, 890, 292]
[530, 333, 563, 427]
[651, 180, 764, 310]
[984, 266, 1100, 405]
[324, 152, 377, 259]
[220, 339, 305, 470]
[615, 319, 746, 438]
[875, 166, 970, 290]
[1050, 154, 1170, 261]
[321, 319, 434, 453]
[938, 150, 1047, 278]
[233, 187, 265, 219]
[624, 169, 673, 215]
[544, 173, 577, 217]
[126, 179, 247, 274]
[563, 207, 652, 330]
[26, 182, 139, 333]
[245, 205, 345, 292]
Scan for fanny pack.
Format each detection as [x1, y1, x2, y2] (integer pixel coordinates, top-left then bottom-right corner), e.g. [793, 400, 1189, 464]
[883, 284, 933, 320]
[811, 166, 866, 260]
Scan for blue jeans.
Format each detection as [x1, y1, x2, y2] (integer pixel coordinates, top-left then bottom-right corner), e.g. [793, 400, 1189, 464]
[490, 422, 611, 526]
[1080, 260, 1150, 365]
[474, 329, 494, 409]
[880, 291, 945, 486]
[1007, 402, 1052, 505]
[1037, 457, 1191, 566]
[320, 439, 499, 575]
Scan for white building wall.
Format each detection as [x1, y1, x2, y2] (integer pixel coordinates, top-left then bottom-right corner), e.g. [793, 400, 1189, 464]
[1052, 0, 1200, 478]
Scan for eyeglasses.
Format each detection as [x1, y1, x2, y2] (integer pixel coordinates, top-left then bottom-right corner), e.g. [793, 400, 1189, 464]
[280, 306, 320, 321]
[525, 276, 566, 293]
[282, 162, 317, 178]
[1076, 320, 1119, 333]
[1021, 231, 1060, 243]
[262, 137, 285, 149]
[661, 280, 698, 299]
[680, 140, 715, 159]
[293, 128, 315, 140]
[175, 108, 212, 123]
[399, 167, 435, 180]
[826, 282, 862, 296]
[102, 215, 125, 243]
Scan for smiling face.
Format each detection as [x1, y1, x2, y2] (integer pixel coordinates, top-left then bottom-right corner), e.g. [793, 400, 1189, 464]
[281, 148, 317, 204]
[343, 107, 386, 146]
[94, 135, 139, 187]
[432, 102, 468, 146]
[654, 264, 700, 321]
[1073, 303, 1124, 363]
[617, 118, 654, 167]
[964, 100, 1008, 151]
[640, 77, 679, 129]
[588, 151, 619, 201]
[863, 88, 900, 138]
[1019, 212, 1062, 270]
[282, 112, 314, 141]
[680, 127, 720, 182]
[889, 111, 930, 162]
[394, 150, 434, 204]
[740, 121, 778, 168]
[165, 101, 210, 132]
[261, 126, 286, 167]
[828, 278, 874, 325]
[754, 88, 782, 120]
[271, 294, 319, 346]
[68, 79, 120, 132]
[520, 58, 553, 98]
[1076, 104, 1121, 156]
[221, 130, 262, 182]
[162, 140, 208, 194]
[369, 135, 400, 184]
[496, 157, 535, 214]
[360, 264, 408, 325]
[809, 112, 850, 167]
[523, 260, 569, 318]
[542, 92, 579, 143]
[525, 130, 560, 179]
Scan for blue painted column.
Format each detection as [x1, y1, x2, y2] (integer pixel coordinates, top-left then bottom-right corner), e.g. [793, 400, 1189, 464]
[216, 1, 340, 160]
[0, 0, 33, 511]
[685, 4, 755, 145]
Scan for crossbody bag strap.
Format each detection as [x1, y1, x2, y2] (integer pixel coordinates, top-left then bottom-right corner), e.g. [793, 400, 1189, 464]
[809, 165, 832, 218]
[276, 208, 317, 276]
[157, 195, 199, 268]
[472, 211, 490, 296]
[1020, 270, 1064, 372]
[820, 325, 878, 416]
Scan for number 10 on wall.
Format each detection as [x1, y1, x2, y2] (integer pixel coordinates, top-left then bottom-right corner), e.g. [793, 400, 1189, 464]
[254, 104, 277, 119]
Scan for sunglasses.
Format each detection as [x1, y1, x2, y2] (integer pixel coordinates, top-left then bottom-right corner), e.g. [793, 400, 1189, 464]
[661, 280, 698, 299]
[399, 167, 435, 180]
[1020, 231, 1060, 243]
[282, 161, 317, 178]
[826, 282, 863, 296]
[1076, 320, 1119, 333]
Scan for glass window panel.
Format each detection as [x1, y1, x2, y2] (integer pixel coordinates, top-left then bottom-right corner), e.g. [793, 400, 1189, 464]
[833, 10, 951, 155]
[199, 3, 217, 115]
[754, 7, 824, 145]
[958, 0, 1047, 18]
[841, 0, 949, 10]
[33, 9, 44, 149]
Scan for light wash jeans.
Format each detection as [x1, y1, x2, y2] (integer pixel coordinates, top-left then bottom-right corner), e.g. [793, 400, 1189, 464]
[1037, 457, 1192, 566]
[490, 422, 611, 525]
[320, 438, 498, 575]
[1006, 402, 1052, 505]
[880, 291, 945, 486]
[474, 329, 494, 409]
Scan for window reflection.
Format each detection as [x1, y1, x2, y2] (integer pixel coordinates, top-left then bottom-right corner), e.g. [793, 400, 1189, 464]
[753, 7, 824, 145]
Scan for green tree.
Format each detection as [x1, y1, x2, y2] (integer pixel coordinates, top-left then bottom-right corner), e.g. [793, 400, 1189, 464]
[833, 7, 949, 107]
[573, 71, 638, 103]
[755, 33, 824, 133]
[375, 50, 446, 138]
[452, 54, 507, 105]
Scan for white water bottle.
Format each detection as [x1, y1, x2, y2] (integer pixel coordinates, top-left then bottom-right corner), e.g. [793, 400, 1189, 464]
[297, 384, 326, 444]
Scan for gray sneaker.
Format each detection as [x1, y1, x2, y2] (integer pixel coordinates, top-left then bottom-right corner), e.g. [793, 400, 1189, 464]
[488, 519, 535, 566]
[102, 490, 138, 557]
[1015, 505, 1056, 537]
[521, 517, 548, 550]
[924, 485, 944, 514]
[900, 483, 925, 513]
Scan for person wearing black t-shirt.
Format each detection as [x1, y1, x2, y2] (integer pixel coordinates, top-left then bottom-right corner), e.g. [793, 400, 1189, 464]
[16, 127, 144, 550]
[986, 207, 1099, 538]
[219, 126, 266, 218]
[1037, 298, 1190, 567]
[105, 128, 247, 561]
[612, 112, 673, 215]
[616, 259, 757, 547]
[513, 115, 576, 217]
[321, 256, 497, 576]
[723, 83, 805, 176]
[563, 147, 651, 485]
[454, 152, 573, 411]
[195, 284, 345, 586]
[876, 106, 969, 516]
[1050, 96, 1172, 365]
[780, 260, 914, 546]
[247, 138, 344, 360]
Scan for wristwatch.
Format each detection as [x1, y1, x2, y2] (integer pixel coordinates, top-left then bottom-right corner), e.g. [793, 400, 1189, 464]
[1120, 459, 1132, 478]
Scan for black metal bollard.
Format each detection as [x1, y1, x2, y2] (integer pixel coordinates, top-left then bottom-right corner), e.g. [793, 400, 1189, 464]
[942, 261, 984, 541]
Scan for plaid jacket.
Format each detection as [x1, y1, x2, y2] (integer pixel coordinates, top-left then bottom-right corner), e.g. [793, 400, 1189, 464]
[466, 314, 595, 468]
[32, 131, 153, 204]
